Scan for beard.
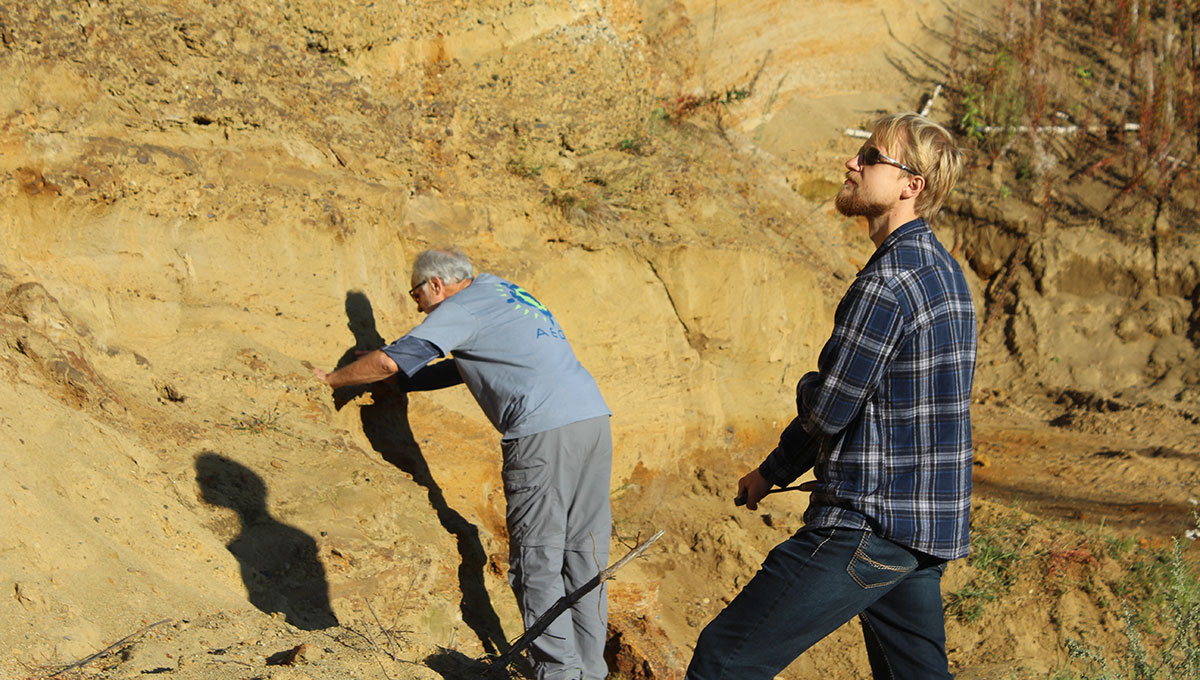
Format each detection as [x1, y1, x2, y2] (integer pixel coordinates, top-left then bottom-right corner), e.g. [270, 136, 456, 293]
[835, 183, 887, 218]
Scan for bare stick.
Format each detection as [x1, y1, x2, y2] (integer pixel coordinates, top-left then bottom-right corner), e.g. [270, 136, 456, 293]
[734, 482, 814, 507]
[919, 84, 943, 117]
[208, 658, 254, 668]
[487, 530, 665, 676]
[42, 619, 172, 678]
[745, 49, 772, 97]
[350, 603, 396, 680]
[366, 598, 399, 661]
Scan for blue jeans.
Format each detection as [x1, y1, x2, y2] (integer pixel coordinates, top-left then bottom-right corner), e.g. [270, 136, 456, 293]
[686, 527, 953, 680]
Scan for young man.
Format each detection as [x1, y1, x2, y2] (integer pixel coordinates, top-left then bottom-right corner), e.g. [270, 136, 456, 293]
[686, 113, 975, 679]
[314, 249, 612, 680]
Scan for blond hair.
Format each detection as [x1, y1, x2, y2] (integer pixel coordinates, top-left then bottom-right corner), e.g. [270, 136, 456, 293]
[871, 113, 963, 222]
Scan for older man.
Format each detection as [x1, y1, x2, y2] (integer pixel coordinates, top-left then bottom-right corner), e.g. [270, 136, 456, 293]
[315, 249, 612, 680]
[687, 113, 975, 679]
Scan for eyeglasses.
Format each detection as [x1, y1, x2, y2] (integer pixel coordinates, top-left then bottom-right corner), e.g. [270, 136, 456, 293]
[408, 280, 428, 301]
[859, 146, 919, 176]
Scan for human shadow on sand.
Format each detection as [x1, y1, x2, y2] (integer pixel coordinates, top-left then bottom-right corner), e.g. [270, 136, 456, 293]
[424, 648, 497, 679]
[332, 291, 509, 657]
[194, 451, 338, 630]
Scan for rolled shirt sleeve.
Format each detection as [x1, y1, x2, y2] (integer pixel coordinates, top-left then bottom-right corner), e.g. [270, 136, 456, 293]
[381, 335, 443, 377]
[381, 335, 465, 391]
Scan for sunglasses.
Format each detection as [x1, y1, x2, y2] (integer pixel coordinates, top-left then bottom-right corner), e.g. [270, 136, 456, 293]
[408, 279, 428, 301]
[859, 146, 919, 176]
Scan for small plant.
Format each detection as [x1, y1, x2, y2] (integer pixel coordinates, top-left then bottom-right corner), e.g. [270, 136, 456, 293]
[1111, 542, 1173, 600]
[616, 135, 652, 156]
[991, 50, 1028, 129]
[506, 156, 543, 178]
[661, 85, 752, 122]
[231, 407, 286, 435]
[960, 83, 987, 140]
[1047, 545, 1098, 583]
[1065, 514, 1200, 679]
[1014, 156, 1034, 182]
[945, 582, 999, 623]
[1101, 531, 1139, 558]
[544, 185, 616, 226]
[946, 511, 1031, 622]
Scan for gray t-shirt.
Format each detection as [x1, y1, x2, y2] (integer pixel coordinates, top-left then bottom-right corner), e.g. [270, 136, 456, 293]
[404, 273, 610, 439]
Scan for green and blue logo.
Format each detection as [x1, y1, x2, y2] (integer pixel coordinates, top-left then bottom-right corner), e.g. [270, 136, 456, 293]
[495, 281, 565, 339]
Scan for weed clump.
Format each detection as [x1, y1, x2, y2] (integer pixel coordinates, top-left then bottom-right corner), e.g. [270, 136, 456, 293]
[947, 508, 1034, 622]
[544, 184, 618, 226]
[946, 0, 1197, 218]
[1061, 514, 1200, 679]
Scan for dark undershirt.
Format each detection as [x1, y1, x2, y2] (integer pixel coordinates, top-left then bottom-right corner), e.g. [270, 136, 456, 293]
[381, 335, 464, 392]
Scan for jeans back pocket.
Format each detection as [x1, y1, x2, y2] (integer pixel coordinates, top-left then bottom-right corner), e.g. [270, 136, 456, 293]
[846, 531, 917, 589]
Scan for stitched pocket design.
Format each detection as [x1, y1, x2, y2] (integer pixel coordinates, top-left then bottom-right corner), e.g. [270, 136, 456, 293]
[846, 531, 917, 589]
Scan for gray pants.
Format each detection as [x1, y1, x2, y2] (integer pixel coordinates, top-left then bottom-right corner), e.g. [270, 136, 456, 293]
[502, 416, 612, 680]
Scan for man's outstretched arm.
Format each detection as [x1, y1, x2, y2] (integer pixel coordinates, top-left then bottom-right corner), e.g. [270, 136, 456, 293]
[314, 350, 399, 388]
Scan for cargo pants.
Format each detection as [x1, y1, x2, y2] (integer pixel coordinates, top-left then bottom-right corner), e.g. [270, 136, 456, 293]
[502, 416, 613, 680]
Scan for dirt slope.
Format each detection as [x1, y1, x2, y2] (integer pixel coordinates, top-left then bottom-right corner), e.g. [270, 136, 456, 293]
[2, 1, 1198, 679]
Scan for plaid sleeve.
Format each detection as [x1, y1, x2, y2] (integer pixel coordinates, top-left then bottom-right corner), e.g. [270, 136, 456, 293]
[799, 274, 903, 436]
[759, 413, 818, 486]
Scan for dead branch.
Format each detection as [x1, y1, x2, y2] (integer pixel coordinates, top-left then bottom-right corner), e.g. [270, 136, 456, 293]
[39, 619, 172, 678]
[920, 84, 944, 117]
[486, 530, 665, 677]
[208, 658, 254, 668]
[366, 599, 399, 661]
[341, 618, 395, 680]
[746, 49, 772, 97]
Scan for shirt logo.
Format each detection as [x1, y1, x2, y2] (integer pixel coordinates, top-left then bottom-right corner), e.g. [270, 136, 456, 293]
[495, 281, 563, 339]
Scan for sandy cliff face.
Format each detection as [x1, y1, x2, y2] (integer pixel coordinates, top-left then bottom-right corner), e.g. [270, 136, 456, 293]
[3, 0, 1198, 678]
[0, 0, 875, 674]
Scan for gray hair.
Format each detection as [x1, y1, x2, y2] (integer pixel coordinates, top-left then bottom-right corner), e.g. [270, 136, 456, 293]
[412, 248, 474, 284]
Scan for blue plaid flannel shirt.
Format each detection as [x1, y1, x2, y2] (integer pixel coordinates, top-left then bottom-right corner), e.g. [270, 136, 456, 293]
[760, 218, 977, 559]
